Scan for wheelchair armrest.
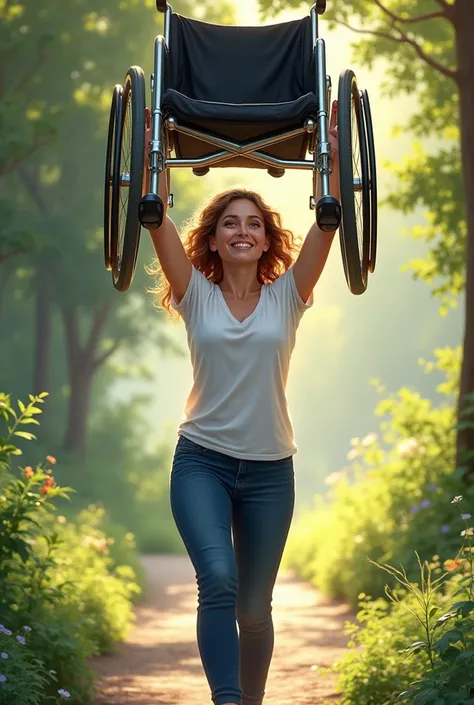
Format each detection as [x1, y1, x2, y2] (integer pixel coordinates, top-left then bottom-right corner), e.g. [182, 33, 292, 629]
[156, 0, 167, 12]
[316, 0, 327, 14]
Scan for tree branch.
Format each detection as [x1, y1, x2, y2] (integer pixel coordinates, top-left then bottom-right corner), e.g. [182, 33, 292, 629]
[336, 19, 458, 82]
[93, 339, 121, 370]
[0, 247, 29, 264]
[373, 2, 444, 25]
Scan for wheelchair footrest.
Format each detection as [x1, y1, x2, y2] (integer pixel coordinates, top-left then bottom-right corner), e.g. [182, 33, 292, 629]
[316, 195, 341, 232]
[139, 193, 164, 231]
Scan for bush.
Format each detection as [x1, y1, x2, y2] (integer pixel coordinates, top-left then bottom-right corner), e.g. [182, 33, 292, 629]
[284, 348, 473, 606]
[325, 502, 474, 704]
[0, 392, 141, 704]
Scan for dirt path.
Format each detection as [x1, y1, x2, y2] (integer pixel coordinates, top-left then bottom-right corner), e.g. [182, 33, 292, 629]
[91, 554, 355, 705]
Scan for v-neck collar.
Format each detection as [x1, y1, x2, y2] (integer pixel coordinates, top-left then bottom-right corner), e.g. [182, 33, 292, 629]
[216, 284, 265, 326]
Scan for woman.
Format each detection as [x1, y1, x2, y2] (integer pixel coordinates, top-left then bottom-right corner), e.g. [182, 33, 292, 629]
[145, 101, 339, 705]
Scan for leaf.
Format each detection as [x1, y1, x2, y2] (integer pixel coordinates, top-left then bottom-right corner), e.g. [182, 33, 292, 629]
[13, 431, 36, 440]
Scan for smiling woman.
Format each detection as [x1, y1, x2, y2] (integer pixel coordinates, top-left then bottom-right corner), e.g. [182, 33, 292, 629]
[144, 134, 339, 705]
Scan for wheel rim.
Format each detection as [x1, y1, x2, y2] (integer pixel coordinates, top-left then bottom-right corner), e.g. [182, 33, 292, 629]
[361, 89, 378, 273]
[104, 85, 121, 271]
[117, 89, 132, 279]
[338, 69, 370, 295]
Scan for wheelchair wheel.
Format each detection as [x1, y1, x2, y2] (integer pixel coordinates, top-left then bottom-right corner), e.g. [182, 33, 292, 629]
[360, 89, 378, 273]
[338, 70, 370, 295]
[110, 66, 145, 292]
[104, 84, 123, 271]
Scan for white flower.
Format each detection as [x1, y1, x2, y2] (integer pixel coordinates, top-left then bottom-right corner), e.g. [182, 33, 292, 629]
[324, 471, 345, 487]
[397, 438, 419, 457]
[83, 60, 96, 71]
[350, 437, 360, 447]
[361, 432, 377, 447]
[70, 70, 80, 80]
[347, 448, 360, 461]
[451, 495, 463, 504]
[461, 528, 474, 537]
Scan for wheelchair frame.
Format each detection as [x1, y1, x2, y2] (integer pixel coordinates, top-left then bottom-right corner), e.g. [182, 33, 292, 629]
[148, 2, 335, 212]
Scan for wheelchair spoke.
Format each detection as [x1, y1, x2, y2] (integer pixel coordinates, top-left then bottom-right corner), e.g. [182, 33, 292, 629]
[351, 97, 364, 264]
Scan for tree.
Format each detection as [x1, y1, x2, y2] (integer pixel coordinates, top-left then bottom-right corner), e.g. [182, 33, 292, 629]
[1, 0, 235, 455]
[259, 0, 474, 477]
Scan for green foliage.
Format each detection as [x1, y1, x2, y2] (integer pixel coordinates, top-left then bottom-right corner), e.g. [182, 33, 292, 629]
[324, 533, 474, 705]
[257, 0, 464, 306]
[0, 393, 141, 704]
[284, 347, 468, 605]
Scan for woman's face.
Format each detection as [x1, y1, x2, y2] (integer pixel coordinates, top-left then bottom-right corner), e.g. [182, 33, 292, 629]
[209, 198, 270, 265]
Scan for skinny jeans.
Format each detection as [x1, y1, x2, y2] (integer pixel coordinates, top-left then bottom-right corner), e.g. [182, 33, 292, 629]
[170, 435, 295, 705]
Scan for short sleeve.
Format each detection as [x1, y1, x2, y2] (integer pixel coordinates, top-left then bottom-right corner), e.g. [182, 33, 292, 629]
[171, 266, 214, 322]
[270, 267, 313, 322]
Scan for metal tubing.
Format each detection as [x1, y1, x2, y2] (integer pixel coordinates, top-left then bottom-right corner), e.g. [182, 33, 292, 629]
[149, 35, 167, 195]
[315, 37, 330, 197]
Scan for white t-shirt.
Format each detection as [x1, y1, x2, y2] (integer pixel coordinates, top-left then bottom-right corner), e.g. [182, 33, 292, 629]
[171, 265, 313, 460]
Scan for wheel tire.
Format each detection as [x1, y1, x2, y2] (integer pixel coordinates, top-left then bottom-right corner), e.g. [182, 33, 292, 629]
[104, 84, 123, 271]
[338, 69, 370, 295]
[360, 89, 378, 274]
[110, 66, 146, 293]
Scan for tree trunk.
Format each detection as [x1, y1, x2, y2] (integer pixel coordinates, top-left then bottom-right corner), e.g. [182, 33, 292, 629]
[33, 269, 53, 395]
[454, 0, 474, 479]
[61, 303, 117, 456]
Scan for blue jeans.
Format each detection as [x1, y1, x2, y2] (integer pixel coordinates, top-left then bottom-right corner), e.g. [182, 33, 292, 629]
[170, 435, 295, 705]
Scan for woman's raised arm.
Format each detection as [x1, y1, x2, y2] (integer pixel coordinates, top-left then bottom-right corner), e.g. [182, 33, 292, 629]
[292, 101, 340, 304]
[144, 113, 192, 305]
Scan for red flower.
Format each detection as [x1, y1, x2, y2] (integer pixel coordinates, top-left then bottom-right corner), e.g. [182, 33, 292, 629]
[40, 477, 56, 494]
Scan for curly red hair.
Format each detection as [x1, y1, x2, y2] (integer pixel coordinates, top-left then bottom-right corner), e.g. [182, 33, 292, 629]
[147, 188, 302, 320]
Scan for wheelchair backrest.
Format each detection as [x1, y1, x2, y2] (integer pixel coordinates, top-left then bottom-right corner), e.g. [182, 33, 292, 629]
[165, 14, 314, 105]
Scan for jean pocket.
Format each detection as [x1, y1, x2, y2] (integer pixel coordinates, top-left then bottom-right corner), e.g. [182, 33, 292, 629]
[177, 435, 209, 454]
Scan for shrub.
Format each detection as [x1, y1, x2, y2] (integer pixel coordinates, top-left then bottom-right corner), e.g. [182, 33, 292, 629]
[0, 392, 141, 704]
[325, 495, 474, 704]
[284, 349, 473, 605]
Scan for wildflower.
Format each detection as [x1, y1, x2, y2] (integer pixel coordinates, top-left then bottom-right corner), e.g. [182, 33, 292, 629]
[0, 653, 7, 659]
[397, 438, 419, 457]
[441, 525, 450, 534]
[420, 499, 431, 509]
[451, 495, 463, 504]
[361, 432, 377, 447]
[0, 675, 6, 683]
[22, 626, 31, 632]
[324, 471, 345, 486]
[40, 477, 56, 494]
[46, 455, 56, 465]
[350, 437, 360, 447]
[0, 626, 12, 636]
[445, 558, 462, 571]
[410, 505, 419, 514]
[461, 513, 472, 521]
[24, 466, 34, 478]
[346, 448, 360, 461]
[16, 635, 26, 645]
[461, 528, 474, 537]
[58, 689, 71, 698]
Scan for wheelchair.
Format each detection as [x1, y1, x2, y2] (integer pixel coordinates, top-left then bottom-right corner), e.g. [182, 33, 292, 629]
[104, 0, 377, 295]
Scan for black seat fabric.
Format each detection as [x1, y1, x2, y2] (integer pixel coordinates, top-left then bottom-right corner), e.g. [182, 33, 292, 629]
[162, 14, 317, 168]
